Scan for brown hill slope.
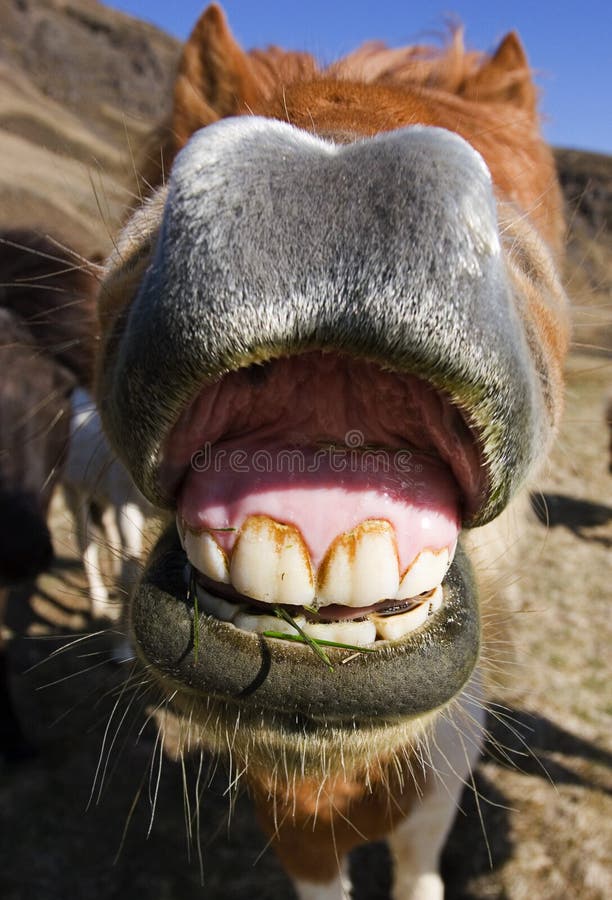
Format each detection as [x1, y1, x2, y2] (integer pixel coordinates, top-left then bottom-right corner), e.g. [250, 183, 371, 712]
[0, 0, 180, 144]
[0, 0, 180, 256]
[555, 149, 612, 353]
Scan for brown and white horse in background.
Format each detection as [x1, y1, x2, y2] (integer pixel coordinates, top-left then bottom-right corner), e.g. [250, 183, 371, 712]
[0, 230, 95, 760]
[0, 231, 151, 758]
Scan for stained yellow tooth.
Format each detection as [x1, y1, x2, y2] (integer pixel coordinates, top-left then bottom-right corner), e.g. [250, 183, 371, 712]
[302, 618, 376, 647]
[183, 528, 230, 583]
[428, 584, 443, 613]
[229, 516, 314, 606]
[372, 600, 430, 641]
[396, 548, 449, 600]
[317, 520, 399, 607]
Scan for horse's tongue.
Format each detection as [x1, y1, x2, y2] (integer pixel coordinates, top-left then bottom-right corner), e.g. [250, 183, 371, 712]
[178, 444, 460, 608]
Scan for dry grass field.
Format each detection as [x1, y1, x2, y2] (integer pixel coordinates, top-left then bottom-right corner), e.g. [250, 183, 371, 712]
[0, 2, 610, 897]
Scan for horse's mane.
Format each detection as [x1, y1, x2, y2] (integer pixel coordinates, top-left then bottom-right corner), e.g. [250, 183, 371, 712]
[0, 230, 98, 387]
[331, 30, 534, 104]
[235, 31, 492, 98]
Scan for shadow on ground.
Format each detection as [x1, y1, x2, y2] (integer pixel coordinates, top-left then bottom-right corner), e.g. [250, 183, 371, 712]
[530, 492, 612, 547]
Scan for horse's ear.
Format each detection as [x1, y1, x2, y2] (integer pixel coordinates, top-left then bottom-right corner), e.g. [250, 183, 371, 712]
[172, 4, 259, 146]
[462, 31, 536, 113]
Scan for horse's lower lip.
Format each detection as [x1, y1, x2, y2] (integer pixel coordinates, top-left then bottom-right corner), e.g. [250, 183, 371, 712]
[130, 524, 480, 724]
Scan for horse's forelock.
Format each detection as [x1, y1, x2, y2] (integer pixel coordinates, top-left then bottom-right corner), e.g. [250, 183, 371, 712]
[327, 28, 483, 94]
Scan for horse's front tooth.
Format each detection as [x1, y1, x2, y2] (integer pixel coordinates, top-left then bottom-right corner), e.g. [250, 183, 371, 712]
[396, 548, 449, 599]
[184, 528, 230, 583]
[229, 516, 315, 606]
[301, 618, 377, 647]
[372, 600, 430, 641]
[195, 584, 239, 622]
[428, 584, 443, 613]
[316, 520, 399, 607]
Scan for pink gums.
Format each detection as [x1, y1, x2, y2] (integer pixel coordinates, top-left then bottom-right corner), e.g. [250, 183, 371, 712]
[180, 443, 459, 573]
[166, 352, 483, 570]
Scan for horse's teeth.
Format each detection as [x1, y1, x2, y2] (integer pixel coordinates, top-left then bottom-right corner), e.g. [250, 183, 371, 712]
[372, 600, 430, 641]
[184, 528, 230, 583]
[316, 520, 399, 608]
[428, 584, 443, 613]
[233, 611, 306, 635]
[195, 584, 239, 622]
[396, 548, 449, 599]
[229, 516, 315, 606]
[302, 618, 377, 647]
[184, 514, 453, 613]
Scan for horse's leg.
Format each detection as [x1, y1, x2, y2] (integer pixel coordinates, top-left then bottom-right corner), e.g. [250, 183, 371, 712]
[116, 501, 146, 595]
[100, 504, 122, 579]
[107, 500, 146, 654]
[67, 486, 111, 620]
[388, 681, 485, 900]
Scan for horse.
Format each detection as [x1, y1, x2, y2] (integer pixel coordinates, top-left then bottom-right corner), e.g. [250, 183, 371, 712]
[0, 230, 97, 760]
[94, 6, 570, 897]
[62, 386, 154, 625]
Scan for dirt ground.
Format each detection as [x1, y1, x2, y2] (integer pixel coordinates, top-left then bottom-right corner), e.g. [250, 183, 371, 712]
[0, 350, 610, 900]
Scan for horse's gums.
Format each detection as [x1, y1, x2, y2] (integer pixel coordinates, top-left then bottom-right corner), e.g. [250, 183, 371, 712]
[94, 5, 570, 896]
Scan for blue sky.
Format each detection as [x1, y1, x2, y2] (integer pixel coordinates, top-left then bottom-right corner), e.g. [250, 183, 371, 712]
[110, 1, 610, 154]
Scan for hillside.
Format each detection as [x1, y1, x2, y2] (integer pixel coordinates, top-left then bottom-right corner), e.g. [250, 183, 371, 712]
[0, 0, 180, 256]
[555, 148, 612, 352]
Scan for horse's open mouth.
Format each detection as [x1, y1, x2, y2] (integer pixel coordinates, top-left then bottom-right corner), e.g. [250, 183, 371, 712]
[131, 352, 483, 731]
[101, 120, 551, 744]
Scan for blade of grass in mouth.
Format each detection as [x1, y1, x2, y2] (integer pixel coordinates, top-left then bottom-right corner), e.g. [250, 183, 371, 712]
[272, 605, 333, 669]
[268, 606, 376, 670]
[263, 631, 378, 654]
[187, 574, 375, 669]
